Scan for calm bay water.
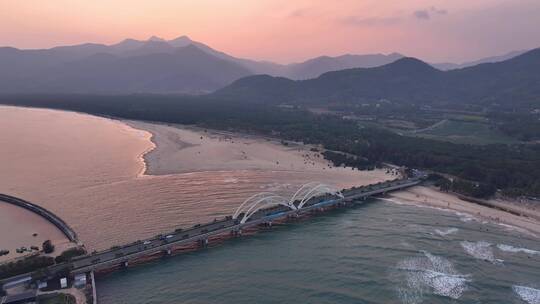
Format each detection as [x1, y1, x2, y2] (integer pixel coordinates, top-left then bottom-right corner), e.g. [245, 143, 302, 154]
[97, 201, 540, 304]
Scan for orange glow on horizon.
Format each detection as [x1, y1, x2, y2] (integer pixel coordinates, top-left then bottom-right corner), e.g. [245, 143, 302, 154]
[1, 0, 539, 63]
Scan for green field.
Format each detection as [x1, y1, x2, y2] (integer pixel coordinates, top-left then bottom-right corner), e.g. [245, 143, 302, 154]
[408, 119, 517, 145]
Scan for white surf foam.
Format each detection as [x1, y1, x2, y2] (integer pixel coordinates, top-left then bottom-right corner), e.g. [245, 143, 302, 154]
[395, 251, 470, 303]
[377, 197, 406, 205]
[460, 241, 503, 264]
[497, 244, 540, 256]
[454, 211, 477, 223]
[435, 227, 458, 236]
[513, 286, 540, 304]
[496, 222, 539, 238]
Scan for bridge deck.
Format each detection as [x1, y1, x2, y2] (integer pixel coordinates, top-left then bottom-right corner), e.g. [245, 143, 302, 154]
[1, 177, 422, 287]
[70, 178, 421, 273]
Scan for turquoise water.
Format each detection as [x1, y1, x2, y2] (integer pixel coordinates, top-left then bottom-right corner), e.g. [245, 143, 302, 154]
[97, 201, 540, 304]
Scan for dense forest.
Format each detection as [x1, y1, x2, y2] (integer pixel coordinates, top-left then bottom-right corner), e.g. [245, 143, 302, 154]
[1, 94, 539, 198]
[488, 112, 540, 141]
[0, 255, 54, 280]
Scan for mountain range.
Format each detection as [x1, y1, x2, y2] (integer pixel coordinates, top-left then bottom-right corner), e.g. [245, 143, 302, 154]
[215, 48, 540, 108]
[432, 50, 528, 71]
[0, 37, 252, 94]
[0, 35, 528, 94]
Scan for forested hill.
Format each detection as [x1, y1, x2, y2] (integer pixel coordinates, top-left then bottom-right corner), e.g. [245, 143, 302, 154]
[0, 44, 252, 94]
[214, 48, 540, 109]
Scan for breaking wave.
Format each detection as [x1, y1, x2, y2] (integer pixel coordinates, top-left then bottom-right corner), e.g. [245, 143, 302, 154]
[461, 241, 503, 264]
[513, 286, 540, 304]
[395, 251, 470, 303]
[455, 211, 477, 223]
[497, 244, 540, 256]
[434, 227, 458, 236]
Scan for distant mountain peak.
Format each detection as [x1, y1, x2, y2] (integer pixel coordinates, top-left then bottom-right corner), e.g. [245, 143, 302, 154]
[388, 52, 405, 58]
[168, 35, 195, 48]
[431, 49, 531, 70]
[170, 35, 192, 42]
[388, 57, 437, 71]
[119, 38, 138, 43]
[111, 38, 146, 52]
[394, 56, 427, 64]
[148, 35, 165, 42]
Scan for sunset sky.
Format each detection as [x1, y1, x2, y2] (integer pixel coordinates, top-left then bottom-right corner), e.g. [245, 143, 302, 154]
[1, 0, 539, 63]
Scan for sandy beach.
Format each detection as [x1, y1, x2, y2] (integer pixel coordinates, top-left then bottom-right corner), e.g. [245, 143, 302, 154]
[389, 186, 540, 237]
[126, 119, 540, 238]
[125, 120, 393, 181]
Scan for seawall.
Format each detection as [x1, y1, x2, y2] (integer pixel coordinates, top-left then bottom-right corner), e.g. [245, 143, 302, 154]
[0, 193, 78, 243]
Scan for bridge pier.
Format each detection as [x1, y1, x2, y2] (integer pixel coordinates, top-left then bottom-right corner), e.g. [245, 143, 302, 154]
[231, 229, 242, 237]
[289, 213, 299, 219]
[199, 238, 209, 248]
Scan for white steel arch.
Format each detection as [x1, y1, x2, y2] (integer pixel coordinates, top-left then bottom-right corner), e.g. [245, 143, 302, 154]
[233, 192, 297, 223]
[233, 192, 277, 219]
[232, 182, 344, 224]
[240, 195, 292, 224]
[289, 182, 321, 205]
[297, 184, 343, 209]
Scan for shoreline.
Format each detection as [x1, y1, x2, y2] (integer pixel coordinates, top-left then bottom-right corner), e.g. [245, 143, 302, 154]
[134, 129, 156, 178]
[122, 119, 393, 180]
[122, 117, 540, 238]
[0, 193, 79, 243]
[389, 185, 540, 237]
[0, 202, 74, 263]
[3, 105, 536, 253]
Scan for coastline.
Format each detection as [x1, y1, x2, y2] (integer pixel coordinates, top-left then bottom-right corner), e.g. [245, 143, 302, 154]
[389, 185, 540, 237]
[1, 106, 538, 304]
[134, 129, 156, 178]
[0, 202, 73, 263]
[123, 118, 540, 238]
[122, 119, 392, 182]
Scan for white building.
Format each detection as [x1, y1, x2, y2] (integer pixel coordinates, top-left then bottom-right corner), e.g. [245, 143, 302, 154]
[60, 277, 68, 289]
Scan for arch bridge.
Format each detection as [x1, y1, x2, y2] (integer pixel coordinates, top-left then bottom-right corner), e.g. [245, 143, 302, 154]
[232, 182, 343, 224]
[2, 176, 423, 291]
